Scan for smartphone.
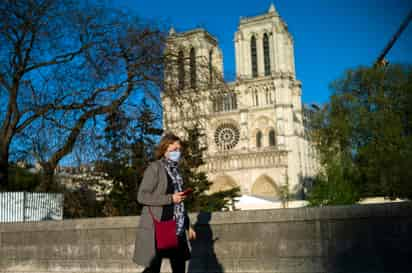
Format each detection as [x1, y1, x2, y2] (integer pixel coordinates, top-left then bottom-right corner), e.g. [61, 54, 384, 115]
[182, 188, 193, 196]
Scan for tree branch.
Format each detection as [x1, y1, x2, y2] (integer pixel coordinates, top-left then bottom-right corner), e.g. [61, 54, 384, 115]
[47, 65, 136, 167]
[24, 43, 94, 73]
[0, 73, 10, 91]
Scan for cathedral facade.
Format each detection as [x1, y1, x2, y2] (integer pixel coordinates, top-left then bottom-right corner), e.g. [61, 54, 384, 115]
[162, 4, 318, 201]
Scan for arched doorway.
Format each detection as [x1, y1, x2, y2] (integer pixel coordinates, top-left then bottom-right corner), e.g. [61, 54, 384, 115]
[251, 175, 280, 198]
[209, 175, 238, 193]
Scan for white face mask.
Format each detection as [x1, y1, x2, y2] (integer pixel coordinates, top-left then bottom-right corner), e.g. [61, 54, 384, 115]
[167, 150, 181, 162]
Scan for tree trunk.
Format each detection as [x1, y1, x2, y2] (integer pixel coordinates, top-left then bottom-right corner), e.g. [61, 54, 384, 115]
[38, 163, 57, 192]
[0, 144, 10, 191]
[0, 158, 9, 191]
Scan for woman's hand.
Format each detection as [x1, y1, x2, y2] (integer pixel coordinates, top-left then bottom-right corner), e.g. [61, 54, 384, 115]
[188, 227, 196, 240]
[172, 192, 186, 204]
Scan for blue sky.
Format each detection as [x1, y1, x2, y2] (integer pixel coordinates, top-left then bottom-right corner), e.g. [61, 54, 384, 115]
[112, 0, 412, 105]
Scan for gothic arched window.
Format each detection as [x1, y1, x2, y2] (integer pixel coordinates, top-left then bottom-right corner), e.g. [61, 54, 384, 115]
[223, 95, 230, 111]
[217, 96, 223, 112]
[265, 88, 270, 104]
[190, 47, 196, 88]
[251, 35, 258, 78]
[209, 49, 213, 84]
[269, 88, 273, 103]
[231, 93, 237, 109]
[178, 50, 185, 90]
[256, 131, 262, 148]
[263, 33, 271, 76]
[254, 90, 259, 106]
[269, 129, 276, 146]
[214, 93, 237, 112]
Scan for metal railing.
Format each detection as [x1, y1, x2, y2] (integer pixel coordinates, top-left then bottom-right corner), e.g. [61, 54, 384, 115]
[0, 192, 64, 223]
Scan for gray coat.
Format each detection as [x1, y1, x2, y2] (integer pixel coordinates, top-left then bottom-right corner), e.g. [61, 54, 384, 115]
[132, 160, 191, 267]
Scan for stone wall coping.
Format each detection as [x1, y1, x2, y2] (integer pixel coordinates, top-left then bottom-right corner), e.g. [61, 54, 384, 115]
[1, 202, 411, 233]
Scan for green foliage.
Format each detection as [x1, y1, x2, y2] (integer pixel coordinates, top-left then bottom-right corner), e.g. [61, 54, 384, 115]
[63, 183, 98, 218]
[63, 103, 241, 216]
[97, 100, 162, 216]
[179, 124, 240, 212]
[308, 157, 360, 206]
[309, 64, 412, 204]
[6, 165, 41, 191]
[278, 177, 290, 208]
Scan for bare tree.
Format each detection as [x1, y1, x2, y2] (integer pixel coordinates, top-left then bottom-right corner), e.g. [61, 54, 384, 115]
[0, 0, 94, 188]
[1, 1, 232, 192]
[0, 0, 166, 190]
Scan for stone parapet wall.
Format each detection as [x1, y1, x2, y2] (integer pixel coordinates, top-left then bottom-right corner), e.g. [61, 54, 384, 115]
[1, 202, 412, 273]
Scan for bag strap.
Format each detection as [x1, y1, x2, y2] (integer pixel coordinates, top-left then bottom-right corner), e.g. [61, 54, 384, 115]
[148, 206, 176, 223]
[148, 207, 159, 222]
[147, 162, 175, 223]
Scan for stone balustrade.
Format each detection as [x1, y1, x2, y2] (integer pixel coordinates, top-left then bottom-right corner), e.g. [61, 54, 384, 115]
[202, 149, 288, 173]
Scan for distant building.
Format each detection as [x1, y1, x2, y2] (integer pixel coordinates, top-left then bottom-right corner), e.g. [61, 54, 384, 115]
[55, 165, 113, 201]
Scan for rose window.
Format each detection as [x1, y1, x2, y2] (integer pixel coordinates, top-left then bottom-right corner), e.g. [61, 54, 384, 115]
[214, 123, 240, 150]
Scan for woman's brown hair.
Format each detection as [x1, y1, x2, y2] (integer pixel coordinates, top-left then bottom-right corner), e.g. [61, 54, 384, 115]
[155, 133, 182, 160]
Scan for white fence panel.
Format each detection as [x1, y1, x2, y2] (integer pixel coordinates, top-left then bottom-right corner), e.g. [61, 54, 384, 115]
[0, 192, 63, 223]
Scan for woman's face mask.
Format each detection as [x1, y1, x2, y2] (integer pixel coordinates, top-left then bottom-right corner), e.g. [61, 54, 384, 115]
[167, 150, 181, 162]
[166, 141, 182, 162]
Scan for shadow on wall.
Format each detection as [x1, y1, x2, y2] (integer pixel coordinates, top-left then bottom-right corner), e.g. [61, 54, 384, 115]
[325, 215, 412, 272]
[188, 212, 223, 273]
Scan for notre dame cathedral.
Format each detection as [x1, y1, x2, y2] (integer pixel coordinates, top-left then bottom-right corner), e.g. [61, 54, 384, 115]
[162, 4, 318, 201]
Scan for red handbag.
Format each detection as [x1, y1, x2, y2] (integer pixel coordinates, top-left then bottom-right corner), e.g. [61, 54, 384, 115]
[148, 207, 178, 250]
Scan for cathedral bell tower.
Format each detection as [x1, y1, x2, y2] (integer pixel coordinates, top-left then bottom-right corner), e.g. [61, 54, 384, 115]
[162, 28, 224, 137]
[164, 28, 223, 92]
[234, 3, 296, 80]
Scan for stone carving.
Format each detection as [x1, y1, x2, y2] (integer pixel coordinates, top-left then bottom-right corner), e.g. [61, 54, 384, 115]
[214, 123, 240, 151]
[252, 175, 279, 197]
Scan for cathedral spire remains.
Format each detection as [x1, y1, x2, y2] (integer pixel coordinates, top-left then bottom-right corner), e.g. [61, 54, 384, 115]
[268, 3, 278, 14]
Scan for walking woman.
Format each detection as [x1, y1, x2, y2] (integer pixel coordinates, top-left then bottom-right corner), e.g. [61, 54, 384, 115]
[133, 133, 196, 273]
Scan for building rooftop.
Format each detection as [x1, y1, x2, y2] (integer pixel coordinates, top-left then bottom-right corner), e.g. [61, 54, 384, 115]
[168, 28, 218, 46]
[239, 3, 279, 25]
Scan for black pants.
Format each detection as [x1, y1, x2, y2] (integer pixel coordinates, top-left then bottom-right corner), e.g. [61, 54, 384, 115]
[142, 236, 189, 273]
[142, 253, 185, 273]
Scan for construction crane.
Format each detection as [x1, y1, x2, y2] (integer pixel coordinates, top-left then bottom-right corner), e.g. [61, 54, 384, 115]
[374, 10, 412, 67]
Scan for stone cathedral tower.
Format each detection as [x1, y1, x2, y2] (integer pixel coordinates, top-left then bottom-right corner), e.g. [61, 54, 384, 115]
[162, 4, 317, 202]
